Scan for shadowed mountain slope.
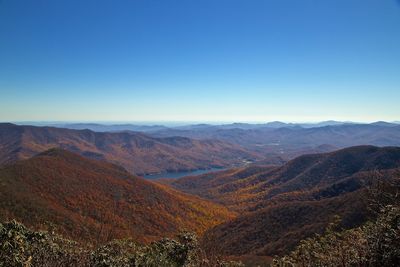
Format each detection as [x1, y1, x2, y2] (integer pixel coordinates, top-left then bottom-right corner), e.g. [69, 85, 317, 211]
[202, 191, 369, 256]
[171, 146, 400, 210]
[0, 123, 260, 175]
[0, 148, 234, 244]
[169, 146, 400, 256]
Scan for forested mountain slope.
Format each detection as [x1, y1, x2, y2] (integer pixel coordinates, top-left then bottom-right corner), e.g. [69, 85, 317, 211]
[169, 146, 400, 255]
[0, 148, 234, 244]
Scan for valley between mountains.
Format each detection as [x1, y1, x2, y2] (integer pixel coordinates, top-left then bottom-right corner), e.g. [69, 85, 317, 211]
[1, 122, 400, 265]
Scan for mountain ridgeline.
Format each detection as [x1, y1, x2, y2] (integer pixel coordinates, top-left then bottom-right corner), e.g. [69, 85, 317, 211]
[0, 123, 260, 175]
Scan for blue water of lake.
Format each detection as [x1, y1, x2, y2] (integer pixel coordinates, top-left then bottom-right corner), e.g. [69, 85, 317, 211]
[142, 167, 224, 180]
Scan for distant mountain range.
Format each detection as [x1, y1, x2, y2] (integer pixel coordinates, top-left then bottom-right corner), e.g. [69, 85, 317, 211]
[12, 120, 400, 132]
[0, 123, 260, 175]
[168, 146, 400, 255]
[0, 148, 234, 244]
[150, 123, 400, 163]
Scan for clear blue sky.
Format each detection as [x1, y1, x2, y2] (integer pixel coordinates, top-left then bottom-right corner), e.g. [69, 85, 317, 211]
[1, 0, 399, 123]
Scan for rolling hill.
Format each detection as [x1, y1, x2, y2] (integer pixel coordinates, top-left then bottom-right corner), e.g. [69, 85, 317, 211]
[0, 123, 260, 175]
[0, 148, 234, 244]
[168, 146, 400, 255]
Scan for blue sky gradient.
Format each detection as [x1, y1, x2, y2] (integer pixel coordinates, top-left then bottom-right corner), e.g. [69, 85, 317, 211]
[1, 0, 399, 122]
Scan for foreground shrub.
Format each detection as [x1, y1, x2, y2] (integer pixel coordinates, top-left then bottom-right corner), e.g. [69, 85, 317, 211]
[0, 220, 88, 266]
[0, 222, 242, 267]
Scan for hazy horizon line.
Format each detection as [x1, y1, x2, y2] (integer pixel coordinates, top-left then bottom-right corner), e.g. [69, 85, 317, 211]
[3, 119, 399, 126]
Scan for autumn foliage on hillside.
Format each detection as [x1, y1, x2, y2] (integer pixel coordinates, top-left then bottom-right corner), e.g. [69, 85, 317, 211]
[0, 123, 260, 175]
[171, 146, 400, 256]
[172, 146, 400, 211]
[0, 148, 234, 245]
[273, 175, 400, 267]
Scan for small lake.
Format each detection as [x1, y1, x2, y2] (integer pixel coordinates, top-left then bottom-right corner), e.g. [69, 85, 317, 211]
[142, 167, 225, 180]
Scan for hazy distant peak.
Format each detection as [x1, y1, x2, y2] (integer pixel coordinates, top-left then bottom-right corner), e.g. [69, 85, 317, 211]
[370, 121, 398, 127]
